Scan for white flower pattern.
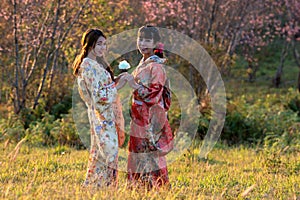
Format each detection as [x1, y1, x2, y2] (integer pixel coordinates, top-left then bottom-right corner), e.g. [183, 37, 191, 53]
[77, 58, 119, 187]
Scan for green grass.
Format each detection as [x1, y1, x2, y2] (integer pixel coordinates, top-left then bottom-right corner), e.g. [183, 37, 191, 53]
[1, 143, 299, 199]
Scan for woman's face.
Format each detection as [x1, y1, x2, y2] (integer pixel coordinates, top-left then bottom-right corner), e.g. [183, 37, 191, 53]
[91, 36, 106, 57]
[137, 35, 156, 55]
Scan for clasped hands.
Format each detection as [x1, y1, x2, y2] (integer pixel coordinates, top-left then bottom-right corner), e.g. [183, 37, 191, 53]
[115, 72, 140, 90]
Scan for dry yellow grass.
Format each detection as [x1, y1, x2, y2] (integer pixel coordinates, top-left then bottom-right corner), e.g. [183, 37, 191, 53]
[0, 143, 299, 199]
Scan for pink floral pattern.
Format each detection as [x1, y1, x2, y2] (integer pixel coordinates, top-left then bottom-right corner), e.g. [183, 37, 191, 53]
[127, 55, 173, 188]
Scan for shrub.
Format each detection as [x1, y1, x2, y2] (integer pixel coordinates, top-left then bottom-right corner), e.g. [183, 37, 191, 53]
[25, 112, 56, 146]
[50, 112, 83, 148]
[50, 95, 72, 119]
[0, 113, 25, 143]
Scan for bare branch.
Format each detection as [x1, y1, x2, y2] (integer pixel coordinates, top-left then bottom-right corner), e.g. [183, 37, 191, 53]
[47, 0, 90, 95]
[12, 0, 20, 113]
[33, 0, 62, 109]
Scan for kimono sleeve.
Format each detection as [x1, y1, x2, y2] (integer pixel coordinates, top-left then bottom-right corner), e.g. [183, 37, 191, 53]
[79, 62, 116, 106]
[134, 63, 166, 106]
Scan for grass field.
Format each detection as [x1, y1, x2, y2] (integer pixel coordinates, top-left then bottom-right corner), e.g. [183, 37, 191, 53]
[1, 142, 299, 199]
[1, 41, 299, 199]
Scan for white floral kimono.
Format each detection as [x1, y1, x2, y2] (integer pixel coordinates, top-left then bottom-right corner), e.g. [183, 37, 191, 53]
[77, 57, 122, 187]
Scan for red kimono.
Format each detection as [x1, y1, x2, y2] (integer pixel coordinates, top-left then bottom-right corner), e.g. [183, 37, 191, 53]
[127, 55, 173, 189]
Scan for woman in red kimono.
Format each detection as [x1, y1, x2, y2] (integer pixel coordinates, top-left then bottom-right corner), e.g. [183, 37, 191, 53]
[126, 25, 173, 189]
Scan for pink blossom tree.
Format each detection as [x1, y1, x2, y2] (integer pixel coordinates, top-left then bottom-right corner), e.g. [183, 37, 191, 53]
[140, 0, 300, 90]
[284, 0, 300, 91]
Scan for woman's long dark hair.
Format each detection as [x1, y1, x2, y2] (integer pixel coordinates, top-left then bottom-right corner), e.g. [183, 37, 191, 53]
[97, 56, 114, 81]
[138, 25, 164, 58]
[72, 28, 114, 81]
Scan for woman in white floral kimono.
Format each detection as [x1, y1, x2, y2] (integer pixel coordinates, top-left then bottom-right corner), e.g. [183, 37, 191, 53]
[72, 29, 127, 187]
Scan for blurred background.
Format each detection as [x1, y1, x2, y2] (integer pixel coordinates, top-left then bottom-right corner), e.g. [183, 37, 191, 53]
[0, 0, 299, 151]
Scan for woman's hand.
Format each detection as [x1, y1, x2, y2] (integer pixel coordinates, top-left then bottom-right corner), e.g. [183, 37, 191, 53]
[115, 72, 128, 82]
[125, 74, 141, 90]
[115, 73, 128, 90]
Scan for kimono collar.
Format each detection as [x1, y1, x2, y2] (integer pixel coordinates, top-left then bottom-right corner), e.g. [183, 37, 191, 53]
[142, 55, 167, 65]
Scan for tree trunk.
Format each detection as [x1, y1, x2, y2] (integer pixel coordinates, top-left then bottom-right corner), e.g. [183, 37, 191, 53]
[273, 41, 288, 88]
[247, 62, 254, 82]
[12, 0, 21, 114]
[33, 0, 61, 109]
[46, 0, 89, 108]
[247, 61, 259, 82]
[0, 64, 3, 103]
[298, 72, 300, 93]
[292, 41, 300, 92]
[220, 1, 250, 75]
[206, 0, 217, 44]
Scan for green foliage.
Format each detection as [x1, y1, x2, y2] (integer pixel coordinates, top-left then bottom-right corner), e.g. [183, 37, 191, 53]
[0, 113, 25, 142]
[25, 112, 56, 146]
[222, 87, 300, 148]
[286, 96, 300, 116]
[0, 100, 81, 148]
[50, 113, 83, 148]
[222, 109, 261, 144]
[1, 84, 299, 152]
[23, 111, 82, 148]
[50, 95, 73, 119]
